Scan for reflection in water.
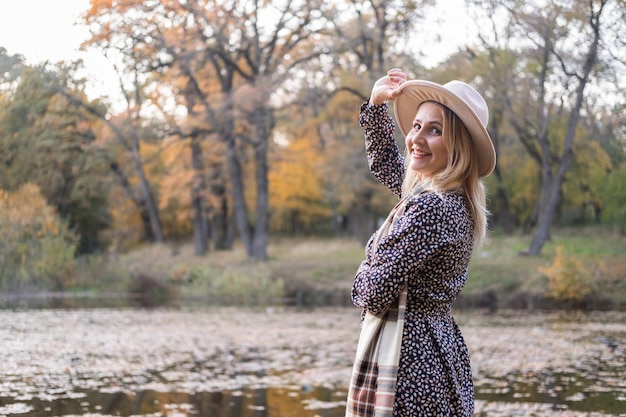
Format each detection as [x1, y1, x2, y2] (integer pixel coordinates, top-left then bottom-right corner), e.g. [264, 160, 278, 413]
[4, 370, 626, 417]
[0, 386, 347, 417]
[475, 366, 626, 415]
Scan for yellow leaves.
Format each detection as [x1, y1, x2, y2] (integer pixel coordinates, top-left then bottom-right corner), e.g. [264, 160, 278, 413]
[0, 183, 77, 290]
[104, 186, 146, 252]
[501, 154, 539, 223]
[538, 245, 594, 303]
[0, 183, 61, 238]
[268, 135, 330, 232]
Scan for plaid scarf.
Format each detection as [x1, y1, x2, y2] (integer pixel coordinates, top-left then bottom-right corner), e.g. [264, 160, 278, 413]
[345, 197, 410, 417]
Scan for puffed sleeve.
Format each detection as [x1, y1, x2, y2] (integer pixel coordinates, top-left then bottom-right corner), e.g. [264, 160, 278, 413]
[351, 193, 449, 315]
[359, 101, 405, 199]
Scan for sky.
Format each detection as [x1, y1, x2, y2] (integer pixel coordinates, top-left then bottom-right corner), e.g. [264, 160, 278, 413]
[0, 0, 91, 63]
[0, 0, 119, 101]
[0, 0, 473, 104]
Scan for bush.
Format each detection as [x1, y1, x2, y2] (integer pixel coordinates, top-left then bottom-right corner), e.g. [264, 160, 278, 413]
[0, 184, 78, 291]
[181, 263, 285, 302]
[538, 245, 595, 305]
[71, 254, 133, 292]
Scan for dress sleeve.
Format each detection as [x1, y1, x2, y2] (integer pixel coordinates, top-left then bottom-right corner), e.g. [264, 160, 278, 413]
[359, 101, 405, 199]
[351, 193, 449, 315]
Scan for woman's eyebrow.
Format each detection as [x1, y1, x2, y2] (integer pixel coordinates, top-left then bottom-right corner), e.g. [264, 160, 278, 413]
[413, 117, 443, 126]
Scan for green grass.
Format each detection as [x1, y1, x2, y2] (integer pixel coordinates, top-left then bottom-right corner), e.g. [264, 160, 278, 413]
[73, 227, 626, 309]
[466, 227, 626, 308]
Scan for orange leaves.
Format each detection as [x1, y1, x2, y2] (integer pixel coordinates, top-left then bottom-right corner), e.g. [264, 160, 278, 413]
[268, 135, 329, 233]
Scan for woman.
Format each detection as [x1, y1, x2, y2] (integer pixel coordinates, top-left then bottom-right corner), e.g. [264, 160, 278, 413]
[345, 68, 496, 417]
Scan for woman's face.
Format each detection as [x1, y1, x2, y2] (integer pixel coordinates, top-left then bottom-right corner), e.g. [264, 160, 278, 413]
[405, 101, 449, 177]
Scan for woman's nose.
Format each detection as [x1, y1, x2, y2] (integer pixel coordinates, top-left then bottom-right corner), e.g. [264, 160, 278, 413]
[410, 130, 426, 144]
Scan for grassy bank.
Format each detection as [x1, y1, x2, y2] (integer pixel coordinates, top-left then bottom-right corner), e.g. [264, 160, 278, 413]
[462, 228, 626, 310]
[72, 227, 626, 310]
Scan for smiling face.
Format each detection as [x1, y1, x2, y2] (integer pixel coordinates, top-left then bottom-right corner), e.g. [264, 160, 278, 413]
[405, 101, 449, 178]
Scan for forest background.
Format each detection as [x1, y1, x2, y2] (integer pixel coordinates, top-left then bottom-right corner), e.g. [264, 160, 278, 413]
[0, 0, 624, 310]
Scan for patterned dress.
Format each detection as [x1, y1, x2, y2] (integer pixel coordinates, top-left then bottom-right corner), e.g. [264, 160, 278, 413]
[351, 101, 475, 416]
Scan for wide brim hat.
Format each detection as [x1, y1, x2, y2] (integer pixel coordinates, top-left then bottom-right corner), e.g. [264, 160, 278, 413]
[393, 80, 496, 178]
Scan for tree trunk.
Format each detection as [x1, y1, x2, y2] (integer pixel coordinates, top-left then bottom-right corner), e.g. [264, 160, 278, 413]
[210, 163, 231, 250]
[109, 161, 154, 241]
[252, 138, 269, 260]
[524, 2, 601, 255]
[223, 114, 253, 258]
[495, 181, 514, 235]
[131, 151, 163, 243]
[135, 165, 163, 243]
[190, 136, 209, 255]
[250, 107, 273, 261]
[56, 90, 163, 243]
[525, 177, 561, 255]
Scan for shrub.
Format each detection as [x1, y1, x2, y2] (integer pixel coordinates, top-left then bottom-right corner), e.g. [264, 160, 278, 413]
[181, 263, 285, 302]
[538, 245, 595, 305]
[0, 184, 78, 291]
[71, 254, 133, 292]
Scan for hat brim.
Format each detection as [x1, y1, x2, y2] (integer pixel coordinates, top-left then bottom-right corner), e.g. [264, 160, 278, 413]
[392, 80, 496, 178]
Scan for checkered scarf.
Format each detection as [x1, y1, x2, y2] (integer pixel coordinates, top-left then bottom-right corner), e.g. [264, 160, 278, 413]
[345, 197, 409, 417]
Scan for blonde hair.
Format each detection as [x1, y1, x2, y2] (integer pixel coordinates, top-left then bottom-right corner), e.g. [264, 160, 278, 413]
[401, 102, 489, 250]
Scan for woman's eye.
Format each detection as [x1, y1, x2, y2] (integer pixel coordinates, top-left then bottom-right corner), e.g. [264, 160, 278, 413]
[412, 123, 421, 131]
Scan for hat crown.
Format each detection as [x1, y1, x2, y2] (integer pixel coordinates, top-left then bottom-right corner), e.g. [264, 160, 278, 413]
[443, 80, 489, 128]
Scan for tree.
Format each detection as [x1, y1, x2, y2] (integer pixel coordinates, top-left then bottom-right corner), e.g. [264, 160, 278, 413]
[289, 0, 434, 242]
[0, 60, 110, 253]
[58, 86, 165, 245]
[83, 0, 338, 260]
[469, 0, 625, 254]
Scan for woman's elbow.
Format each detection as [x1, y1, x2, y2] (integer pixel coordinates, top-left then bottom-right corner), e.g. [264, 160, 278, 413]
[352, 289, 389, 315]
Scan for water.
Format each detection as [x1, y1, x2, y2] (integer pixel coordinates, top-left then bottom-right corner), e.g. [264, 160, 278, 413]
[0, 386, 346, 417]
[3, 375, 625, 417]
[0, 300, 624, 416]
[475, 368, 626, 415]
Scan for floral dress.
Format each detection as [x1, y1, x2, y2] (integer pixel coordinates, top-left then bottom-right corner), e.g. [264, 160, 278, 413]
[351, 101, 475, 416]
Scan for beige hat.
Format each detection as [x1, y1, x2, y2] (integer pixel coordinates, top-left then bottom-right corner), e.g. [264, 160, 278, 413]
[393, 80, 496, 178]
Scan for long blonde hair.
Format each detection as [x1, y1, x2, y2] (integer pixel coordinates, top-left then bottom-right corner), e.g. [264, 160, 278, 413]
[401, 102, 489, 250]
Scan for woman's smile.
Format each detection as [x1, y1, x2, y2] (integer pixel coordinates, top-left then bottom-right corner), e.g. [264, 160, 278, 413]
[411, 148, 431, 157]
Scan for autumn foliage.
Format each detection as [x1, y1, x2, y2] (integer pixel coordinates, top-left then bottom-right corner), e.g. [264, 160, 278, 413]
[0, 0, 624, 297]
[268, 136, 330, 234]
[0, 184, 77, 290]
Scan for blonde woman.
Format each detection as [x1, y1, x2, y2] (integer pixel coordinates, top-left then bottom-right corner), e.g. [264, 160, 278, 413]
[345, 68, 496, 417]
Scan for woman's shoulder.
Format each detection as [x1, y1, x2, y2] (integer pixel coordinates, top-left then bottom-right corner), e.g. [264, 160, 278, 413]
[406, 191, 469, 216]
[404, 192, 473, 238]
[408, 190, 465, 204]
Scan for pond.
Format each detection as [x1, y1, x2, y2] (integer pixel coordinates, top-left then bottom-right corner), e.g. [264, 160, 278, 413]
[0, 304, 624, 416]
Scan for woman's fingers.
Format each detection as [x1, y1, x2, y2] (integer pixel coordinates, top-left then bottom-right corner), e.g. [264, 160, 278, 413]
[370, 68, 408, 105]
[387, 68, 407, 85]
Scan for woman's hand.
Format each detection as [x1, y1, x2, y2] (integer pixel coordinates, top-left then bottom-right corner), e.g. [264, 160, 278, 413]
[369, 68, 407, 105]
